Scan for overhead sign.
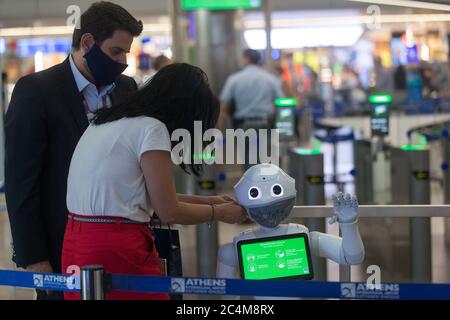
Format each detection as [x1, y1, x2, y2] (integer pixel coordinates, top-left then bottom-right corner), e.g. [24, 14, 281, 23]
[181, 0, 261, 10]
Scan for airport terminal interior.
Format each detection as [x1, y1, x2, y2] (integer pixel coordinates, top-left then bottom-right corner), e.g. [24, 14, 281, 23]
[1, 0, 450, 300]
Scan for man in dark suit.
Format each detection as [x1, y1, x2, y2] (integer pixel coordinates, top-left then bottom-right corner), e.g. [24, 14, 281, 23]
[4, 2, 143, 300]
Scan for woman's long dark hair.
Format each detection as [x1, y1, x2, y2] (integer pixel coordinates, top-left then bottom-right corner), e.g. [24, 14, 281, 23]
[93, 63, 220, 175]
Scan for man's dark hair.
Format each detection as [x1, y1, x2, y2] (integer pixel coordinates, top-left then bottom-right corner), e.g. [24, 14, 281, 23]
[153, 55, 171, 71]
[243, 49, 261, 65]
[72, 1, 143, 49]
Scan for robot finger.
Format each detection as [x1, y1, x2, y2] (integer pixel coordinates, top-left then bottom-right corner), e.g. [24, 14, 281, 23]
[334, 192, 344, 205]
[351, 195, 359, 208]
[333, 196, 343, 212]
[335, 191, 344, 200]
[344, 193, 352, 206]
[332, 194, 339, 207]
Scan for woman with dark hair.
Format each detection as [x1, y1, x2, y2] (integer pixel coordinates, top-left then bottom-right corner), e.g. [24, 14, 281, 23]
[62, 63, 246, 300]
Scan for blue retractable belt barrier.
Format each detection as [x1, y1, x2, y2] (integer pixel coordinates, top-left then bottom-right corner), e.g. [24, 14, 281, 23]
[0, 269, 79, 292]
[1, 269, 450, 300]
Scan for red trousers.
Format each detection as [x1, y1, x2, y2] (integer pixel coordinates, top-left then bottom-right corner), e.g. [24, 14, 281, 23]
[62, 214, 169, 300]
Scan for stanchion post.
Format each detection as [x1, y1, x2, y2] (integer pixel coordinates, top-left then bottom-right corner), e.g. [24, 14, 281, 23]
[353, 139, 374, 204]
[195, 163, 218, 278]
[80, 265, 106, 300]
[409, 149, 431, 283]
[288, 148, 327, 281]
[443, 137, 450, 245]
[391, 146, 431, 282]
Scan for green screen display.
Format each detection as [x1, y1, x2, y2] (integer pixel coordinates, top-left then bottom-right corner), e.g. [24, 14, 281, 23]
[239, 235, 312, 280]
[275, 97, 297, 107]
[370, 103, 389, 136]
[181, 0, 261, 10]
[275, 107, 295, 139]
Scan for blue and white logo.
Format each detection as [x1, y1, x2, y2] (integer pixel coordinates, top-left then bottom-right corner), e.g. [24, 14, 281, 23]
[341, 283, 356, 298]
[341, 282, 400, 300]
[33, 274, 44, 288]
[32, 273, 77, 291]
[171, 278, 185, 293]
[66, 275, 80, 290]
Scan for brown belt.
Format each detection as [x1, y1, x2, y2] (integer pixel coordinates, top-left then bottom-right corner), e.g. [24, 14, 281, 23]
[68, 214, 147, 225]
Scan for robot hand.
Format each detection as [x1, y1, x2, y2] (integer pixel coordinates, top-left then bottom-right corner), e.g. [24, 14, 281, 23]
[329, 192, 359, 225]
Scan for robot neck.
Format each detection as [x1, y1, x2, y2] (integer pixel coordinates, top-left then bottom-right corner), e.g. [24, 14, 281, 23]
[259, 225, 280, 232]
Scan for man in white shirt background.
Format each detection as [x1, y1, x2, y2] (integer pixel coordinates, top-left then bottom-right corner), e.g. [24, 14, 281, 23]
[219, 49, 284, 171]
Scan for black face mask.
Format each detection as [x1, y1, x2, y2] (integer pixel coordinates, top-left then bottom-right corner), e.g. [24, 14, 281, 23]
[84, 44, 128, 86]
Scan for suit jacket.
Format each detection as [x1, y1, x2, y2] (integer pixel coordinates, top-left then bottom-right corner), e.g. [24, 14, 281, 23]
[5, 56, 138, 272]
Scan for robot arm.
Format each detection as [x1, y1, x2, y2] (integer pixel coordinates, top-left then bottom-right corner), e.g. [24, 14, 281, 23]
[309, 221, 364, 265]
[217, 243, 239, 279]
[309, 193, 365, 265]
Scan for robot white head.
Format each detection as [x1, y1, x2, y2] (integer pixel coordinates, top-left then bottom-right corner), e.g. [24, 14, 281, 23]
[234, 163, 296, 228]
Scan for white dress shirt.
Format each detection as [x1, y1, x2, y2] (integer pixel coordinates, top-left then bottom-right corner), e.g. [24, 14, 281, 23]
[69, 54, 115, 121]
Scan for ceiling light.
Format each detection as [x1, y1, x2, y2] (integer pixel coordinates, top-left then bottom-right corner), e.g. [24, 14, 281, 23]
[0, 24, 171, 37]
[346, 0, 450, 11]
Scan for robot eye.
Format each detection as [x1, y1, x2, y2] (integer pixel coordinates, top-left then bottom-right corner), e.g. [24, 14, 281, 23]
[248, 186, 261, 200]
[271, 184, 283, 197]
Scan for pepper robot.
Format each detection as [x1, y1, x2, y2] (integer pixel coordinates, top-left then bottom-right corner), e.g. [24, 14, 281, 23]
[217, 163, 365, 283]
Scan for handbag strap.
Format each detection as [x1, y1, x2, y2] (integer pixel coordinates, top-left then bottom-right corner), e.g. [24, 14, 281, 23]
[150, 212, 162, 229]
[151, 213, 178, 248]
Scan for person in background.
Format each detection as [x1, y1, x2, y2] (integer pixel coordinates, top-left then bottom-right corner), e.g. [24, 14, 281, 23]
[153, 54, 173, 72]
[275, 63, 296, 98]
[140, 54, 173, 86]
[4, 1, 142, 300]
[1, 72, 8, 120]
[373, 56, 393, 94]
[393, 64, 407, 105]
[63, 63, 247, 300]
[219, 49, 284, 171]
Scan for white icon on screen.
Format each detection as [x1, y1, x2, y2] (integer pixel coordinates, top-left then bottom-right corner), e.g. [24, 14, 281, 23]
[275, 250, 285, 258]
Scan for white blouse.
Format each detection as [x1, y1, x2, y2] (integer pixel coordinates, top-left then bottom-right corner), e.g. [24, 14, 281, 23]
[67, 116, 172, 222]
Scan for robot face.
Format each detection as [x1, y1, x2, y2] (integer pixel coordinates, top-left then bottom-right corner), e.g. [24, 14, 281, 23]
[234, 164, 297, 228]
[245, 197, 296, 228]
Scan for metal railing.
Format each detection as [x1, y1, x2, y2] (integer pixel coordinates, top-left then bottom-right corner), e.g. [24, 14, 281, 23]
[289, 205, 450, 218]
[288, 204, 450, 282]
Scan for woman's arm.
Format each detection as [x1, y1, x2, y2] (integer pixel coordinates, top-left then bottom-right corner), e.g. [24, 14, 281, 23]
[177, 194, 235, 205]
[141, 150, 246, 225]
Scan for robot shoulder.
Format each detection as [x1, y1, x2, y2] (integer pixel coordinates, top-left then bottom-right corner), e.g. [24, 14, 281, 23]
[287, 223, 309, 234]
[233, 229, 256, 246]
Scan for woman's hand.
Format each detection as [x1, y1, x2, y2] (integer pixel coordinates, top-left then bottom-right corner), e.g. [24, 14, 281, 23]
[215, 202, 247, 224]
[211, 194, 236, 205]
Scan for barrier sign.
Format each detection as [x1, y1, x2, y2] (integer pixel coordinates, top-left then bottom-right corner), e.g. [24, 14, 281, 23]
[1, 269, 450, 300]
[412, 171, 430, 181]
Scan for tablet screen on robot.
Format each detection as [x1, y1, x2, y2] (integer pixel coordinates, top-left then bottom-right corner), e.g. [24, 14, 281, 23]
[237, 233, 314, 280]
